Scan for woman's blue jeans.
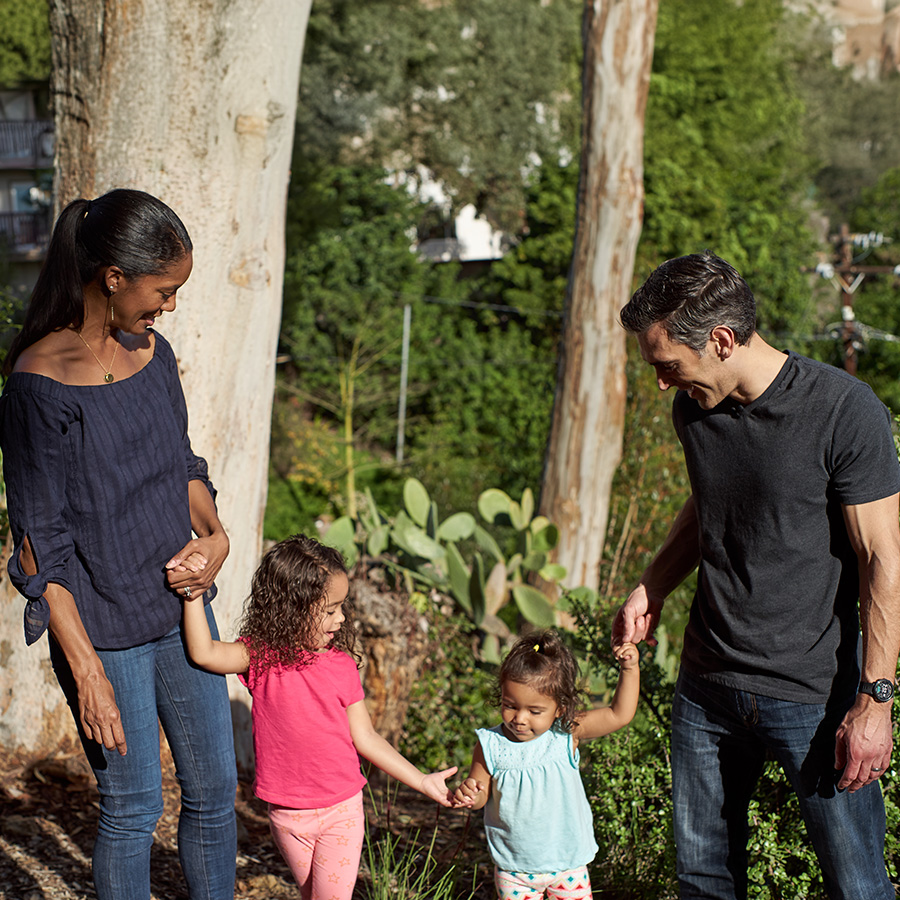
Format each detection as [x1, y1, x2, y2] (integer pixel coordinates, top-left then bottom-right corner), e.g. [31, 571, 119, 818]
[51, 605, 237, 900]
[671, 670, 893, 900]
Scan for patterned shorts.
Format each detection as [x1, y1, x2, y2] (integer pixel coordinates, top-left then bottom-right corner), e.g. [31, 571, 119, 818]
[494, 865, 592, 900]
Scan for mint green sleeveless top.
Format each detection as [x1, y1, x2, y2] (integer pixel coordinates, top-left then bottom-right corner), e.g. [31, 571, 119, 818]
[477, 724, 598, 873]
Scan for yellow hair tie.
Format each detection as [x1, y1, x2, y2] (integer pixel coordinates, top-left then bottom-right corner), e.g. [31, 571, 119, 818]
[533, 643, 540, 652]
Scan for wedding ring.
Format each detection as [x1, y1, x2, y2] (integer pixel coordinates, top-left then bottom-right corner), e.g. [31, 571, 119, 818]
[183, 586, 192, 598]
[872, 767, 882, 772]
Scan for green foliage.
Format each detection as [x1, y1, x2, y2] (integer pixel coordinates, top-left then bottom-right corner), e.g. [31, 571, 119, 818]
[0, 0, 50, 85]
[265, 393, 405, 541]
[796, 27, 900, 225]
[641, 0, 819, 338]
[323, 478, 564, 653]
[296, 0, 582, 231]
[279, 155, 573, 516]
[400, 610, 495, 774]
[585, 724, 678, 899]
[281, 161, 441, 448]
[278, 0, 839, 531]
[745, 778, 822, 897]
[481, 159, 577, 316]
[839, 168, 900, 410]
[404, 160, 576, 512]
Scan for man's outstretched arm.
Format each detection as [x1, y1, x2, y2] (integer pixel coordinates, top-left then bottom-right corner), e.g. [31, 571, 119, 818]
[612, 494, 701, 647]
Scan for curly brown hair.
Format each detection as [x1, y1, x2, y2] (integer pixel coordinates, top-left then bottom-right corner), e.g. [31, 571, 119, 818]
[497, 630, 586, 732]
[238, 534, 359, 671]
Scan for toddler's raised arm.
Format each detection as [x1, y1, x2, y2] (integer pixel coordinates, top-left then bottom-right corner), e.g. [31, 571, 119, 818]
[572, 642, 640, 742]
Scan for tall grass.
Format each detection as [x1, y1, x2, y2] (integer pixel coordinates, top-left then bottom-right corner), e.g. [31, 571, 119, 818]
[360, 782, 480, 900]
[363, 823, 477, 900]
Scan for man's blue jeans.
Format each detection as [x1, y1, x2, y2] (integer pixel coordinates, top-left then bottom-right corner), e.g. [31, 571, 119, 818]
[672, 670, 893, 900]
[51, 605, 237, 900]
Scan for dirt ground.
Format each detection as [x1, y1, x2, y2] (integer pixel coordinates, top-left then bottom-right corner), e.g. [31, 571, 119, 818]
[0, 738, 494, 900]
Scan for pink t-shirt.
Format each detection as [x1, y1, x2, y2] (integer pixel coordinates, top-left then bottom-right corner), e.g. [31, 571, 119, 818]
[238, 644, 367, 808]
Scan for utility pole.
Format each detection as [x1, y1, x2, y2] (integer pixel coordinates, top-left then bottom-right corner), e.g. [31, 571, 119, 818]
[814, 225, 896, 375]
[396, 304, 411, 463]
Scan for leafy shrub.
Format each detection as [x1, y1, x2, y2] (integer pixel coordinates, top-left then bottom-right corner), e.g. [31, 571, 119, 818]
[400, 608, 496, 775]
[265, 397, 404, 540]
[569, 591, 900, 899]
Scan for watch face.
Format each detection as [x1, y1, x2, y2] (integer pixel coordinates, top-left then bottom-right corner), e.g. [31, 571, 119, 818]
[873, 679, 895, 702]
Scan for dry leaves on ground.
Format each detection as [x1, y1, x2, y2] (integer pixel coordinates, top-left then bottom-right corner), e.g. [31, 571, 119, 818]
[0, 739, 492, 900]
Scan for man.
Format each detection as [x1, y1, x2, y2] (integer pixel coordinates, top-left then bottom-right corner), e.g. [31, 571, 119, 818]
[613, 251, 900, 899]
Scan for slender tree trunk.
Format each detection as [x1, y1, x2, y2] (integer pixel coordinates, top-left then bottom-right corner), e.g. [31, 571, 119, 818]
[540, 0, 658, 591]
[0, 0, 310, 768]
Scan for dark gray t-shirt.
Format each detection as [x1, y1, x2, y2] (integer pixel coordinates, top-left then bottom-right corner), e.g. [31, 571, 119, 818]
[675, 351, 900, 703]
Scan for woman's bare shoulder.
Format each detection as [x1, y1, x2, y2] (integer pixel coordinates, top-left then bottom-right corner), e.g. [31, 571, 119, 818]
[13, 331, 79, 380]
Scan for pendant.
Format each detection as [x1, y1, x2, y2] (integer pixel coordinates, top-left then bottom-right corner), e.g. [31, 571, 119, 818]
[104, 373, 114, 383]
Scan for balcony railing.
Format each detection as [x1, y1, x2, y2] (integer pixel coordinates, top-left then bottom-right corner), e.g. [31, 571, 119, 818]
[0, 211, 51, 253]
[0, 120, 54, 168]
[417, 237, 461, 262]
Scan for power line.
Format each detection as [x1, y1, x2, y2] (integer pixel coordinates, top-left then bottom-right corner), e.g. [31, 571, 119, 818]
[393, 289, 564, 318]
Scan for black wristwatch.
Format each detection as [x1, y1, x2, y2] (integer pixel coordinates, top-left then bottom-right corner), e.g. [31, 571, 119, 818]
[858, 679, 896, 703]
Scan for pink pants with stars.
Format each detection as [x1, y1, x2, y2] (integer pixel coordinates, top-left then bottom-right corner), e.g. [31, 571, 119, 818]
[268, 791, 365, 900]
[494, 864, 593, 900]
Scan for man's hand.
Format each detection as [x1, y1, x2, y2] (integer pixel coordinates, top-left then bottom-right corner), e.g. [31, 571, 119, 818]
[834, 696, 893, 792]
[612, 584, 664, 647]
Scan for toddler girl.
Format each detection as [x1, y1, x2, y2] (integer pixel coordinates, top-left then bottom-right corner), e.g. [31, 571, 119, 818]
[182, 533, 458, 900]
[454, 629, 639, 900]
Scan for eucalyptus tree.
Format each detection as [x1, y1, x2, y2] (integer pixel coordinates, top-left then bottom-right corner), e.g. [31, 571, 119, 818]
[540, 0, 659, 591]
[0, 0, 309, 762]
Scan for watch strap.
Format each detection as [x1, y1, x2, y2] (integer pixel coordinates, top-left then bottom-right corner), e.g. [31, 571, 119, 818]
[858, 680, 896, 702]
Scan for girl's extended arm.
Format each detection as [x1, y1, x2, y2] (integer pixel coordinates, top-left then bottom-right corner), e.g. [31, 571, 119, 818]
[452, 740, 491, 810]
[346, 700, 457, 807]
[182, 595, 250, 675]
[572, 642, 640, 743]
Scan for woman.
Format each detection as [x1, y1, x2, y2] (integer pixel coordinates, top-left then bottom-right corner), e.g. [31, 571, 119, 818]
[0, 189, 237, 900]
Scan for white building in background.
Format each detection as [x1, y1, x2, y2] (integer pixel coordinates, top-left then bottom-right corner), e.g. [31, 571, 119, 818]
[418, 202, 505, 264]
[796, 0, 900, 78]
[393, 164, 506, 268]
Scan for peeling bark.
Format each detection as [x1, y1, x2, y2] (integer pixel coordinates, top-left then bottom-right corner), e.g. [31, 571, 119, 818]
[540, 0, 658, 591]
[0, 0, 310, 762]
[351, 576, 429, 748]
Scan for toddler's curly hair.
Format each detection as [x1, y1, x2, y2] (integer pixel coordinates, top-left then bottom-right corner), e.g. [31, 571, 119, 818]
[497, 629, 586, 732]
[239, 534, 359, 670]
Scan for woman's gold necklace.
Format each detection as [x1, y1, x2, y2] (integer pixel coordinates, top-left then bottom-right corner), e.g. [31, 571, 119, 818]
[76, 331, 119, 383]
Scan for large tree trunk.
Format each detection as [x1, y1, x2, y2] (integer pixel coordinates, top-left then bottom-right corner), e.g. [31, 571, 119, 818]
[0, 0, 310, 768]
[540, 0, 658, 591]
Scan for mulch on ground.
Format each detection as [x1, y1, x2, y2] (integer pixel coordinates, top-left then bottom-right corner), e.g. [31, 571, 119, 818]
[0, 739, 494, 900]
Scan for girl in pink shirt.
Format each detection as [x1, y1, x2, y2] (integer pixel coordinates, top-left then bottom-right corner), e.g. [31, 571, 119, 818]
[181, 534, 459, 899]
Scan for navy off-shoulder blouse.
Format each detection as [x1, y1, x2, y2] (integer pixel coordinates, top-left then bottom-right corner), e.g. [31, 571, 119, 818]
[0, 331, 217, 649]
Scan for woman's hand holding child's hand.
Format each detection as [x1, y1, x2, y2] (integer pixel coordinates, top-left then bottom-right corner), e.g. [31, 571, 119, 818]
[419, 766, 460, 808]
[613, 642, 639, 671]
